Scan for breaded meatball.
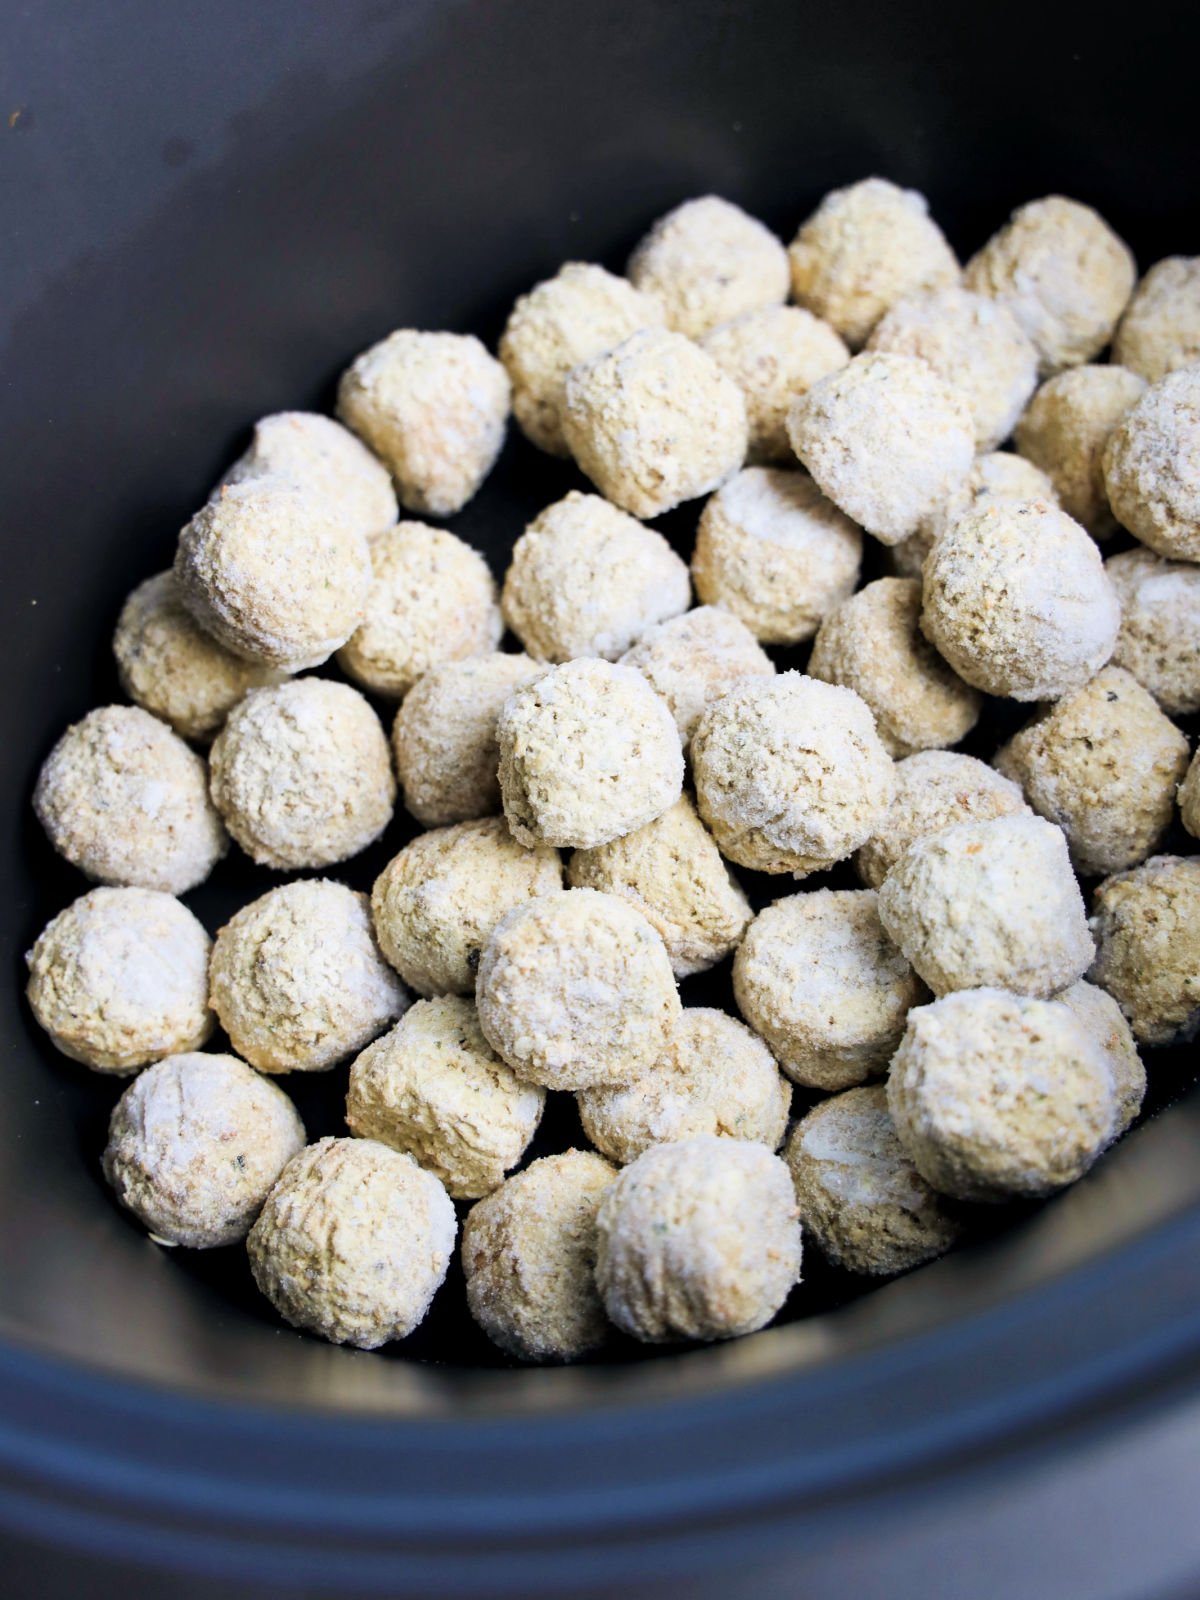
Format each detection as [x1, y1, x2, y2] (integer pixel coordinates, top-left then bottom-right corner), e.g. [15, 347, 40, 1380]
[1102, 368, 1200, 562]
[627, 195, 789, 339]
[1088, 856, 1200, 1045]
[619, 606, 774, 746]
[1014, 365, 1147, 539]
[1106, 547, 1200, 716]
[701, 305, 849, 463]
[219, 410, 397, 534]
[889, 450, 1059, 581]
[1056, 981, 1145, 1142]
[1113, 257, 1200, 382]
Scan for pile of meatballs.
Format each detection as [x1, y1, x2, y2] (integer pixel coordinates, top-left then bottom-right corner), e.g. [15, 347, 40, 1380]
[24, 177, 1200, 1359]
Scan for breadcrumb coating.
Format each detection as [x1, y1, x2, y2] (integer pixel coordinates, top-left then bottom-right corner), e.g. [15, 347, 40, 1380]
[889, 450, 1058, 581]
[1088, 855, 1200, 1045]
[1015, 365, 1146, 539]
[1106, 547, 1200, 716]
[1056, 981, 1145, 1142]
[620, 606, 773, 746]
[1113, 257, 1200, 383]
[220, 410, 398, 534]
[1102, 367, 1200, 562]
[627, 195, 789, 339]
[701, 305, 849, 463]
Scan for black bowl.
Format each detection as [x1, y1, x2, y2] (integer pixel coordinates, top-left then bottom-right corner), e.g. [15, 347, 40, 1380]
[2, 1, 1199, 1594]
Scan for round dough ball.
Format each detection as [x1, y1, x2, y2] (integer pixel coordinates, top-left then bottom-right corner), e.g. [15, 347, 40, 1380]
[499, 261, 665, 457]
[964, 196, 1136, 375]
[784, 1086, 962, 1275]
[392, 652, 540, 827]
[1103, 367, 1200, 562]
[247, 1137, 456, 1349]
[346, 996, 544, 1200]
[1088, 855, 1200, 1045]
[209, 679, 394, 871]
[1106, 547, 1200, 716]
[619, 605, 773, 746]
[867, 285, 1038, 450]
[595, 1136, 802, 1343]
[920, 499, 1121, 701]
[1113, 257, 1200, 382]
[1015, 365, 1147, 538]
[502, 491, 690, 662]
[878, 813, 1094, 997]
[788, 177, 960, 349]
[808, 578, 982, 758]
[691, 467, 863, 644]
[889, 450, 1059, 581]
[336, 329, 510, 517]
[174, 479, 370, 671]
[219, 410, 398, 534]
[475, 888, 680, 1091]
[567, 794, 752, 979]
[497, 659, 683, 850]
[887, 988, 1116, 1202]
[1056, 980, 1145, 1142]
[113, 571, 287, 743]
[701, 304, 850, 464]
[855, 750, 1030, 890]
[994, 665, 1189, 876]
[627, 195, 789, 339]
[579, 1008, 789, 1165]
[788, 352, 975, 545]
[561, 328, 748, 519]
[34, 704, 227, 894]
[371, 816, 563, 997]
[210, 879, 409, 1074]
[462, 1149, 616, 1362]
[102, 1052, 305, 1248]
[1180, 749, 1200, 840]
[691, 673, 895, 876]
[733, 889, 925, 1090]
[26, 887, 213, 1073]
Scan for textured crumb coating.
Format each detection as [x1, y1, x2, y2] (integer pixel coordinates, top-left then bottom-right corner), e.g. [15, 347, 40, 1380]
[1088, 856, 1200, 1045]
[1180, 750, 1200, 841]
[1106, 548, 1200, 716]
[701, 305, 849, 463]
[1014, 365, 1146, 539]
[733, 889, 925, 1090]
[1056, 981, 1145, 1143]
[620, 606, 773, 746]
[889, 450, 1059, 581]
[1102, 368, 1200, 563]
[1113, 257, 1200, 383]
[247, 1137, 457, 1349]
[627, 195, 789, 339]
[220, 410, 398, 534]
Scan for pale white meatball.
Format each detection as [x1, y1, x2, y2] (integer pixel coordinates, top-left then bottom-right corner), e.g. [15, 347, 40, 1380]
[1106, 547, 1200, 716]
[619, 607, 774, 746]
[1113, 257, 1200, 382]
[1014, 365, 1146, 539]
[701, 305, 849, 463]
[219, 410, 398, 534]
[627, 195, 789, 339]
[34, 705, 227, 894]
[1056, 981, 1145, 1142]
[1088, 856, 1200, 1045]
[1103, 368, 1200, 563]
[337, 329, 510, 517]
[889, 450, 1059, 581]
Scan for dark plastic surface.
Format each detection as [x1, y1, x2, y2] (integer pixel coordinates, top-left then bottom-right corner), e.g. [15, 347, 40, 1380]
[1, 0, 1199, 1593]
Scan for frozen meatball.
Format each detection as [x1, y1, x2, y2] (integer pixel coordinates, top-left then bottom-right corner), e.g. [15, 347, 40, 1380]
[210, 879, 408, 1073]
[627, 195, 789, 339]
[920, 499, 1121, 701]
[475, 888, 680, 1091]
[34, 705, 227, 894]
[219, 410, 397, 534]
[964, 196, 1136, 375]
[1180, 750, 1200, 840]
[867, 285, 1038, 450]
[1106, 548, 1200, 716]
[1102, 368, 1200, 562]
[733, 889, 925, 1090]
[619, 606, 774, 746]
[1088, 855, 1200, 1045]
[784, 1086, 962, 1275]
[1015, 365, 1147, 538]
[788, 177, 960, 349]
[498, 261, 664, 457]
[1113, 257, 1200, 382]
[561, 328, 748, 519]
[1056, 981, 1145, 1142]
[336, 329, 510, 517]
[595, 1136, 802, 1343]
[462, 1149, 616, 1362]
[567, 794, 752, 979]
[855, 750, 1030, 890]
[174, 479, 370, 671]
[691, 673, 894, 876]
[113, 571, 286, 743]
[209, 679, 394, 870]
[889, 450, 1059, 581]
[337, 522, 501, 697]
[391, 652, 539, 827]
[691, 467, 863, 644]
[995, 666, 1189, 876]
[497, 659, 683, 850]
[346, 996, 544, 1200]
[579, 1008, 789, 1165]
[788, 353, 975, 545]
[878, 814, 1093, 997]
[808, 578, 982, 759]
[247, 1137, 456, 1349]
[502, 491, 690, 662]
[701, 305, 850, 463]
[371, 816, 563, 997]
[102, 1053, 305, 1248]
[887, 989, 1116, 1202]
[26, 888, 212, 1073]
